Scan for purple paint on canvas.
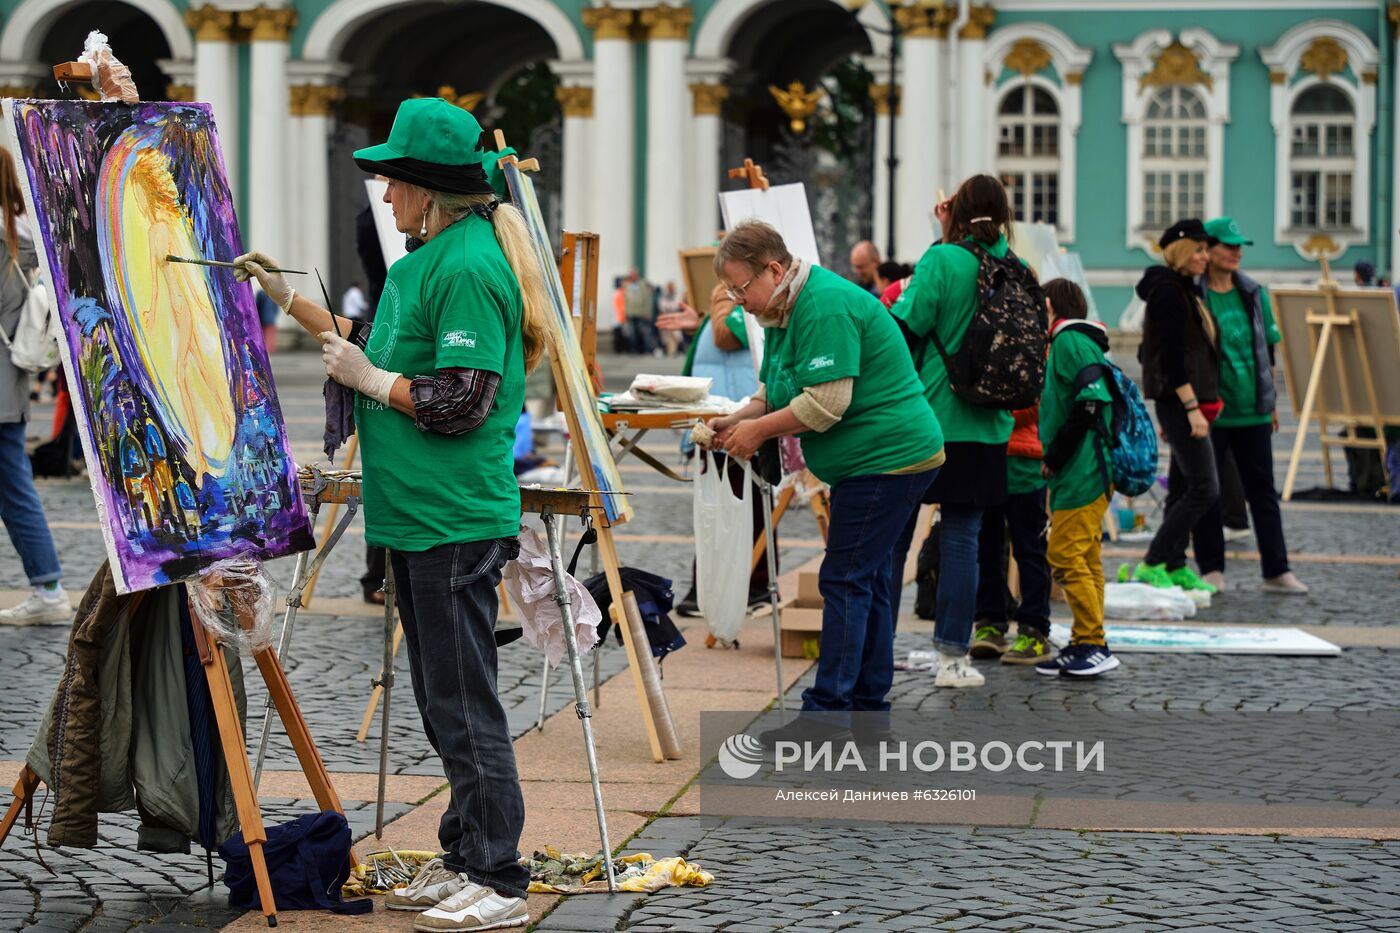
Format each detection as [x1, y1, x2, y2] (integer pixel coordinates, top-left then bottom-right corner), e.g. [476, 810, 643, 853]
[9, 100, 313, 592]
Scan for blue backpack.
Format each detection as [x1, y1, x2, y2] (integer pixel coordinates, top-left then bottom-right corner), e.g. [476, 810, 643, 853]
[1072, 360, 1158, 498]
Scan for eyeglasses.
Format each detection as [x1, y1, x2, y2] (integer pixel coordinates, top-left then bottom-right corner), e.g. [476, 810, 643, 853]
[725, 273, 758, 303]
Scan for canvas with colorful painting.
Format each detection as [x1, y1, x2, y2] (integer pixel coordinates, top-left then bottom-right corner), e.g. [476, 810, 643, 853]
[4, 99, 312, 593]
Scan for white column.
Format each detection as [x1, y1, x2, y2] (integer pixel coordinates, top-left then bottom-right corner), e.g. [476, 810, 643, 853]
[554, 83, 593, 231]
[688, 83, 726, 244]
[287, 84, 338, 285]
[185, 5, 239, 184]
[955, 6, 996, 182]
[640, 5, 692, 285]
[900, 18, 944, 259]
[869, 81, 892, 259]
[239, 6, 296, 259]
[583, 6, 636, 285]
[1392, 13, 1400, 280]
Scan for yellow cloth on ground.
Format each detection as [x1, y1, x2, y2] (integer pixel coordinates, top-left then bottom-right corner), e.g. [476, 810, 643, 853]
[525, 849, 714, 894]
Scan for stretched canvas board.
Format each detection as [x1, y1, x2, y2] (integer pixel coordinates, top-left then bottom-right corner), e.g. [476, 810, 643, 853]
[1270, 286, 1400, 425]
[677, 246, 718, 309]
[4, 99, 313, 593]
[365, 178, 407, 269]
[1050, 623, 1340, 656]
[719, 183, 821, 267]
[502, 160, 631, 525]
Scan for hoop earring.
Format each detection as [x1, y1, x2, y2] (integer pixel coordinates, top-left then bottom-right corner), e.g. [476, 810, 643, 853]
[419, 208, 429, 238]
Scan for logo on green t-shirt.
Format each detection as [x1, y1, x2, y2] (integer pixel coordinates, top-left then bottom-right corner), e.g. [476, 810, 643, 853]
[366, 279, 401, 366]
[807, 354, 835, 372]
[442, 330, 478, 349]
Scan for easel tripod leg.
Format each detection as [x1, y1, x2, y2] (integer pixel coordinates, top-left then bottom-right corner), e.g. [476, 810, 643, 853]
[0, 765, 40, 849]
[1283, 321, 1334, 501]
[541, 507, 616, 892]
[375, 561, 397, 838]
[255, 545, 314, 787]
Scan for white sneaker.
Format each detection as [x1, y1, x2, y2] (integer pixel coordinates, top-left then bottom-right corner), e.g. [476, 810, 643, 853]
[414, 882, 529, 931]
[934, 652, 985, 689]
[1262, 572, 1309, 595]
[0, 589, 72, 626]
[385, 858, 471, 911]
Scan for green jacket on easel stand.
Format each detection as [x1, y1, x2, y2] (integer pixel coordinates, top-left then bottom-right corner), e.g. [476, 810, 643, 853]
[26, 562, 245, 852]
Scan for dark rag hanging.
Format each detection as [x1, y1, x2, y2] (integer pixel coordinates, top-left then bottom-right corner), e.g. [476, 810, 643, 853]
[585, 567, 686, 660]
[220, 811, 371, 915]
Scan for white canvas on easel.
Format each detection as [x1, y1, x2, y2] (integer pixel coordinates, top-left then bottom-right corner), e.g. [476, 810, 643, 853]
[719, 183, 822, 267]
[365, 178, 407, 269]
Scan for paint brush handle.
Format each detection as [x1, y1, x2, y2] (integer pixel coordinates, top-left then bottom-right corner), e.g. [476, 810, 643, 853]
[166, 254, 309, 275]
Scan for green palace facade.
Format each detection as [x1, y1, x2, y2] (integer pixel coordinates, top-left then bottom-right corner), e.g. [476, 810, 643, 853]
[0, 0, 1391, 325]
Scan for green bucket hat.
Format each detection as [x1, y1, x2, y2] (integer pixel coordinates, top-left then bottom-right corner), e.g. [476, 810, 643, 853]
[1204, 216, 1252, 246]
[353, 98, 495, 195]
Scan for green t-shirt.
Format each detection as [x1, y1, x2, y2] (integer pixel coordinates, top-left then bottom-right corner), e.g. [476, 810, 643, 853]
[760, 266, 943, 485]
[1007, 455, 1047, 495]
[1039, 326, 1114, 511]
[355, 217, 525, 549]
[1207, 286, 1280, 428]
[892, 237, 1015, 445]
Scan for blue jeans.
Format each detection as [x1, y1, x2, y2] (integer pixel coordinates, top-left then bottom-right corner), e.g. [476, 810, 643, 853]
[934, 504, 982, 654]
[0, 420, 61, 586]
[802, 469, 937, 720]
[391, 538, 530, 899]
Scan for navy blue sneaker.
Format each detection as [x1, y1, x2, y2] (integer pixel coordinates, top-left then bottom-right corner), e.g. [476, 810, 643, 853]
[1035, 644, 1078, 676]
[1060, 643, 1120, 677]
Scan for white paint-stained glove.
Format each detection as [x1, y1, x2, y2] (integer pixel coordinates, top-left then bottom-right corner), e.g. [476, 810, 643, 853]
[319, 332, 398, 405]
[233, 250, 295, 312]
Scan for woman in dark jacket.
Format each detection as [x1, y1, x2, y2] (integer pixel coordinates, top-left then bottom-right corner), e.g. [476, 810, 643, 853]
[1129, 219, 1220, 594]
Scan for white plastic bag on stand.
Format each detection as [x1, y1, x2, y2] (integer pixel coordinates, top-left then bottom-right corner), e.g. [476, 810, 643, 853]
[693, 455, 753, 645]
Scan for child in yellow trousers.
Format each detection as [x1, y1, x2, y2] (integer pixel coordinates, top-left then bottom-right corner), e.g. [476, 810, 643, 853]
[1036, 281, 1120, 678]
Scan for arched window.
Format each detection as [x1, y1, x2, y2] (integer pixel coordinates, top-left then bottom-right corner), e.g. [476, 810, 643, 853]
[996, 85, 1060, 227]
[1141, 85, 1207, 229]
[1287, 84, 1354, 231]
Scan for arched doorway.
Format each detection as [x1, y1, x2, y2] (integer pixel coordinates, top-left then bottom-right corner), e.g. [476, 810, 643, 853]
[719, 0, 875, 275]
[325, 1, 565, 291]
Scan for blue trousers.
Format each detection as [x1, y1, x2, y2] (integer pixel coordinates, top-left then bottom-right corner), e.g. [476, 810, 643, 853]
[0, 420, 61, 586]
[802, 469, 937, 720]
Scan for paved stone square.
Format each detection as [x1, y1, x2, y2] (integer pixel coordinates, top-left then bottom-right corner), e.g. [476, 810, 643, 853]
[1, 348, 1398, 931]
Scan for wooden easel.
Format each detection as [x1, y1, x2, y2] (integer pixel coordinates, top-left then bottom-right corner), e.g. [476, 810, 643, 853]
[559, 230, 603, 391]
[2, 60, 354, 926]
[0, 580, 357, 928]
[1280, 252, 1394, 501]
[724, 157, 832, 572]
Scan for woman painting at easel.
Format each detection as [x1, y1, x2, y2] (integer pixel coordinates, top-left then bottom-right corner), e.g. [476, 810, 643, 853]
[235, 98, 549, 932]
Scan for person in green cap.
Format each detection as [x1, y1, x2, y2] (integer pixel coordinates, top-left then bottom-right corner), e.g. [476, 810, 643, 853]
[235, 97, 549, 931]
[1193, 216, 1308, 594]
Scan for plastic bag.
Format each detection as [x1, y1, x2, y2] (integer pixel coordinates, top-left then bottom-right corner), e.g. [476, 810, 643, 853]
[500, 524, 600, 668]
[78, 31, 139, 104]
[1104, 582, 1197, 621]
[693, 456, 752, 645]
[186, 558, 275, 655]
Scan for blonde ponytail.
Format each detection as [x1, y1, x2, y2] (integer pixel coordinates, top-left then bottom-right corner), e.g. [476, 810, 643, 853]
[486, 202, 552, 373]
[424, 187, 553, 373]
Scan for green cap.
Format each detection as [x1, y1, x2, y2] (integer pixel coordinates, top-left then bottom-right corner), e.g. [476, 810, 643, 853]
[1204, 216, 1252, 246]
[353, 98, 486, 168]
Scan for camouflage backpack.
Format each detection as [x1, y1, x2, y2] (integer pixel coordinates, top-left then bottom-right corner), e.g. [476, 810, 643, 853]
[920, 241, 1048, 410]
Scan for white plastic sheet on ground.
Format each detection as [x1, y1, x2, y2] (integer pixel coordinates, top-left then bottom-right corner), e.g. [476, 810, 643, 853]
[501, 524, 600, 668]
[693, 457, 753, 645]
[1104, 582, 1199, 621]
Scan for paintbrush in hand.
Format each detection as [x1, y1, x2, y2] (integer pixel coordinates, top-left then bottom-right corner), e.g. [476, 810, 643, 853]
[166, 254, 309, 275]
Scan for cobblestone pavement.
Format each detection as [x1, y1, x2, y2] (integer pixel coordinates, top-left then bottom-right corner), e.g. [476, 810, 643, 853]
[539, 818, 1400, 933]
[5, 347, 1400, 931]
